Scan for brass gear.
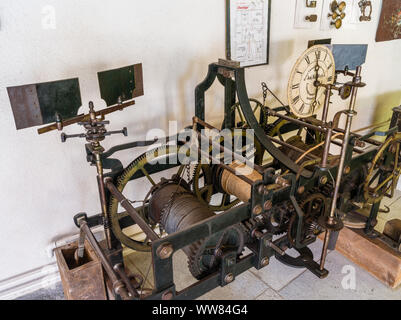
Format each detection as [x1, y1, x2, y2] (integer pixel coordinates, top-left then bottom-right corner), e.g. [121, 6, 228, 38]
[363, 132, 401, 204]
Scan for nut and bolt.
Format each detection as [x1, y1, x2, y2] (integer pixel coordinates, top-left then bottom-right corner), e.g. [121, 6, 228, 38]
[297, 186, 305, 194]
[157, 242, 174, 259]
[344, 166, 351, 175]
[224, 273, 234, 284]
[261, 257, 270, 267]
[264, 200, 273, 211]
[320, 176, 328, 185]
[253, 205, 263, 215]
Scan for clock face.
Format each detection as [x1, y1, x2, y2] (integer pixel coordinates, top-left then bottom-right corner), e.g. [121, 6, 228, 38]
[287, 45, 335, 118]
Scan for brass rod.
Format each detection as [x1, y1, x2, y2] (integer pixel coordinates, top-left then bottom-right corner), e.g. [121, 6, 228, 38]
[265, 109, 327, 133]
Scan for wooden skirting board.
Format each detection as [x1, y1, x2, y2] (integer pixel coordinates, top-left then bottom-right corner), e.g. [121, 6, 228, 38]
[330, 227, 401, 289]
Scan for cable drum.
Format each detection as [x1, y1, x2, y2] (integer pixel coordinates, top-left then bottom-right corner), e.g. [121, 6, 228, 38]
[149, 183, 215, 233]
[149, 181, 246, 279]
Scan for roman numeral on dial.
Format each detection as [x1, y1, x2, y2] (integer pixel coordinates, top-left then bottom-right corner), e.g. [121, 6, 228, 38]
[292, 95, 300, 104]
[292, 83, 300, 89]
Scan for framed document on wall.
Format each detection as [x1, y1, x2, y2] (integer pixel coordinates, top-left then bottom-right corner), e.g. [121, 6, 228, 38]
[226, 0, 271, 67]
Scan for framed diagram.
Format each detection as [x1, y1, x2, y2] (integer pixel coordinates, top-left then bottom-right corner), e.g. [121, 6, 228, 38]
[226, 0, 271, 67]
[376, 0, 401, 42]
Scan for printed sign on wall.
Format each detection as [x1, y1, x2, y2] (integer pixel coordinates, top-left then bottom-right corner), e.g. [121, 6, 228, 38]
[226, 0, 271, 67]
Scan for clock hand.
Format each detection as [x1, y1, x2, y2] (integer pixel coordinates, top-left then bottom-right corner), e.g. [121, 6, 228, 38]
[312, 61, 320, 114]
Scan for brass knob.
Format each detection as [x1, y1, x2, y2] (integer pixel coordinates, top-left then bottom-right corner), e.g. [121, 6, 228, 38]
[330, 0, 338, 12]
[338, 1, 346, 12]
[330, 0, 346, 13]
[305, 14, 318, 22]
[329, 11, 345, 20]
[331, 18, 342, 29]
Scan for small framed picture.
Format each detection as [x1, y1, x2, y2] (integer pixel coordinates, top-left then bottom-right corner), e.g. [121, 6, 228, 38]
[226, 0, 271, 67]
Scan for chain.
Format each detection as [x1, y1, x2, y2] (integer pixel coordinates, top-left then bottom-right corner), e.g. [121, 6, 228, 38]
[186, 164, 191, 183]
[261, 82, 268, 106]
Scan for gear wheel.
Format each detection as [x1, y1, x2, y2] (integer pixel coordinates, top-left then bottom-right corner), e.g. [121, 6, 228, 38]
[108, 145, 189, 252]
[262, 201, 294, 236]
[186, 224, 247, 279]
[287, 192, 327, 246]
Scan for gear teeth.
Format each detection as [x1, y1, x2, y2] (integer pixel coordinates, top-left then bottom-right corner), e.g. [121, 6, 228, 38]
[107, 145, 178, 252]
[187, 240, 207, 280]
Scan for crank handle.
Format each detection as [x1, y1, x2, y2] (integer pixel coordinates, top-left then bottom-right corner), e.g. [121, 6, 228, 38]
[60, 132, 86, 143]
[77, 120, 110, 126]
[105, 127, 128, 137]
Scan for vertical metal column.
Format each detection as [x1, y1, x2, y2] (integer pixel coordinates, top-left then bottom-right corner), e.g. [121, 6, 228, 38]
[320, 66, 362, 270]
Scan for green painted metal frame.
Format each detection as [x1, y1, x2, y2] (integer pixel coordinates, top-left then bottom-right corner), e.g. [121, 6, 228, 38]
[78, 62, 401, 300]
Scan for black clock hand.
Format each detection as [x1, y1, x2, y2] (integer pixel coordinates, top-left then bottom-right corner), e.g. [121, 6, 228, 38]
[312, 60, 320, 114]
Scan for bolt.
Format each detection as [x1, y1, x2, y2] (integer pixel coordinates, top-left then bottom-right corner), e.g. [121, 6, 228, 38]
[320, 176, 328, 185]
[261, 257, 269, 267]
[344, 166, 351, 175]
[162, 291, 173, 300]
[157, 243, 174, 259]
[258, 185, 265, 195]
[297, 186, 305, 194]
[224, 273, 234, 284]
[264, 200, 272, 211]
[253, 205, 263, 215]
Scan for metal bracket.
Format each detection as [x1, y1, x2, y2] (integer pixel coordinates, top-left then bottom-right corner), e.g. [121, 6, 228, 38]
[255, 233, 273, 270]
[220, 252, 237, 287]
[306, 0, 317, 8]
[275, 237, 329, 279]
[359, 0, 372, 22]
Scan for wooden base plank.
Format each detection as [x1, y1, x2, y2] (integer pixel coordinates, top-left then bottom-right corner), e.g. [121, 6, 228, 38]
[331, 228, 401, 289]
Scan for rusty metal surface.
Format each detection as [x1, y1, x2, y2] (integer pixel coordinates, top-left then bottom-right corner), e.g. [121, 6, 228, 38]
[7, 84, 43, 130]
[7, 78, 82, 130]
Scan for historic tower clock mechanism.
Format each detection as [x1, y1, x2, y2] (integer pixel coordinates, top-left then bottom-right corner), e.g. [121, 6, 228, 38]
[7, 43, 401, 299]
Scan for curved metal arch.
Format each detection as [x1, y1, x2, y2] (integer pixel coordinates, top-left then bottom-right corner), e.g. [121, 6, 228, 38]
[194, 62, 312, 178]
[235, 68, 313, 178]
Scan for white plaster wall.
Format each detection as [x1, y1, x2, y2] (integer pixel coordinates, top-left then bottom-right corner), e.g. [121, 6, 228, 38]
[0, 0, 400, 280]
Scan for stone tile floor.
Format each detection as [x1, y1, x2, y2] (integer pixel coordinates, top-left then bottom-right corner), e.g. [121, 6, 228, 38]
[17, 191, 401, 300]
[17, 240, 401, 300]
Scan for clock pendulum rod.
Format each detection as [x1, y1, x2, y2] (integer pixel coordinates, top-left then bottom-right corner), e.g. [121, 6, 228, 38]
[319, 66, 363, 271]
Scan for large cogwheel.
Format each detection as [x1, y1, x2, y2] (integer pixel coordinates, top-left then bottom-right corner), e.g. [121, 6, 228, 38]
[186, 224, 247, 279]
[108, 145, 187, 252]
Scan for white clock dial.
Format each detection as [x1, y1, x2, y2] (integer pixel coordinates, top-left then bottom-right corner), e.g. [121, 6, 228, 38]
[287, 45, 335, 119]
